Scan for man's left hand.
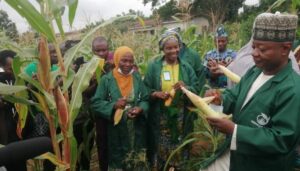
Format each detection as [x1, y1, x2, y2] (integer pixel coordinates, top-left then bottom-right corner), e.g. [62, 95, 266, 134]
[206, 117, 235, 135]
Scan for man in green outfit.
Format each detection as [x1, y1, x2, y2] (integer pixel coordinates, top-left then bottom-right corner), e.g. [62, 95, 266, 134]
[203, 12, 300, 171]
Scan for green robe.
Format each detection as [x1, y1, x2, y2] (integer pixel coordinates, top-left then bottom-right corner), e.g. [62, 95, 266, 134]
[179, 44, 206, 91]
[143, 56, 201, 167]
[91, 71, 149, 169]
[219, 61, 300, 171]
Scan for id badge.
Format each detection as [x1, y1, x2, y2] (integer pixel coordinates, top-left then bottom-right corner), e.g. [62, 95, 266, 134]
[163, 71, 171, 81]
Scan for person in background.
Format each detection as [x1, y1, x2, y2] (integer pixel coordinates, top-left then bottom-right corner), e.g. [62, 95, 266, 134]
[91, 46, 149, 170]
[203, 12, 300, 171]
[91, 36, 115, 171]
[144, 33, 201, 170]
[25, 43, 58, 78]
[0, 50, 36, 171]
[0, 50, 19, 144]
[204, 26, 237, 88]
[162, 28, 206, 91]
[294, 45, 300, 69]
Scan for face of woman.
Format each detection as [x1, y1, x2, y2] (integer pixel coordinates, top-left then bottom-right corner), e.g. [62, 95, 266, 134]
[118, 52, 134, 74]
[163, 39, 180, 64]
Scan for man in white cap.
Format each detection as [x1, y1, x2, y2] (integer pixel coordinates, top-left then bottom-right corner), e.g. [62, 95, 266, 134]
[202, 12, 300, 171]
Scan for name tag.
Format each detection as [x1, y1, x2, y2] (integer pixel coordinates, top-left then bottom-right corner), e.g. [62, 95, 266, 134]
[163, 71, 171, 81]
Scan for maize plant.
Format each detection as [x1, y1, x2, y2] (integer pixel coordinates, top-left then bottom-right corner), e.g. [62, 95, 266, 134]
[163, 89, 229, 171]
[0, 0, 139, 170]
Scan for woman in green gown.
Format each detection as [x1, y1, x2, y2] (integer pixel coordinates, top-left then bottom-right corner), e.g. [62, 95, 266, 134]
[91, 46, 149, 170]
[144, 34, 202, 170]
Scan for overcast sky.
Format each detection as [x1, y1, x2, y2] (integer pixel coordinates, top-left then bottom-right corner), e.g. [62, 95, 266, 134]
[0, 0, 258, 33]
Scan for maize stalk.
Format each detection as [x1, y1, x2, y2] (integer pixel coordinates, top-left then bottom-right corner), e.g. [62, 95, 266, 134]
[181, 86, 227, 118]
[218, 65, 241, 83]
[165, 88, 176, 106]
[114, 109, 124, 126]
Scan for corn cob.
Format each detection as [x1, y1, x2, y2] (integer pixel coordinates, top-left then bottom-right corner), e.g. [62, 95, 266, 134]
[53, 87, 69, 134]
[203, 96, 215, 104]
[218, 65, 241, 83]
[165, 88, 176, 106]
[181, 86, 226, 118]
[114, 109, 124, 125]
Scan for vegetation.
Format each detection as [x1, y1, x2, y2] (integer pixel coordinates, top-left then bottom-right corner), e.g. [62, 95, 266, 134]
[0, 0, 299, 170]
[0, 10, 18, 41]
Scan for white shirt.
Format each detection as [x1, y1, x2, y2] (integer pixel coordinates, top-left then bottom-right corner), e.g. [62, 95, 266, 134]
[242, 72, 274, 108]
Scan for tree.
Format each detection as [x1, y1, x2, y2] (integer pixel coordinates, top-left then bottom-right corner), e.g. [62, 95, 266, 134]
[145, 0, 245, 31]
[190, 0, 244, 31]
[153, 0, 180, 20]
[0, 10, 18, 41]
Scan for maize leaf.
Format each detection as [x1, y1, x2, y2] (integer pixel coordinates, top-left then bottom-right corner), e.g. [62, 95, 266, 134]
[114, 109, 124, 126]
[181, 87, 224, 118]
[69, 136, 78, 171]
[36, 152, 68, 169]
[218, 65, 241, 83]
[69, 57, 100, 123]
[0, 83, 27, 95]
[95, 57, 105, 82]
[165, 88, 176, 106]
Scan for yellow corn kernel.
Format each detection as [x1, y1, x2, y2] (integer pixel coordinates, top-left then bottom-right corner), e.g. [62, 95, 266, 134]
[218, 65, 241, 83]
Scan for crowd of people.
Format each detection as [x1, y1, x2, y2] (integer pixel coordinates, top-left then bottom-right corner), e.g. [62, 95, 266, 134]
[0, 12, 300, 171]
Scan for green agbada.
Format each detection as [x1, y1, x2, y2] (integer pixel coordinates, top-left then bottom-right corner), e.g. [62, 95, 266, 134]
[91, 71, 149, 169]
[143, 56, 201, 167]
[215, 61, 300, 171]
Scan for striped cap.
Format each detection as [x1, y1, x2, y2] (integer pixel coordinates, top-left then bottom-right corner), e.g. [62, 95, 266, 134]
[253, 12, 298, 42]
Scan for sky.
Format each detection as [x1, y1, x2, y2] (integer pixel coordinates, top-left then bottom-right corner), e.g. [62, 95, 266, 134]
[0, 0, 258, 33]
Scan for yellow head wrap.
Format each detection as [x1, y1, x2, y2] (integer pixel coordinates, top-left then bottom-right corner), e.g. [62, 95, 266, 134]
[113, 46, 134, 68]
[112, 46, 134, 97]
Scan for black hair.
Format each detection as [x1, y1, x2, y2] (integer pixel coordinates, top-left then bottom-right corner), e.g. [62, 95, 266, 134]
[0, 50, 16, 66]
[92, 36, 108, 50]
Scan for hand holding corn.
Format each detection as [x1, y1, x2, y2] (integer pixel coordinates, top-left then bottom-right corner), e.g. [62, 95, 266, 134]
[152, 91, 170, 100]
[204, 89, 222, 105]
[127, 107, 143, 119]
[206, 117, 235, 135]
[114, 97, 127, 109]
[173, 81, 185, 91]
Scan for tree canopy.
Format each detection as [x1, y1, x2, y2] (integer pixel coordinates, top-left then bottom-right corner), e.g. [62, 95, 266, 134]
[0, 10, 18, 41]
[145, 0, 244, 31]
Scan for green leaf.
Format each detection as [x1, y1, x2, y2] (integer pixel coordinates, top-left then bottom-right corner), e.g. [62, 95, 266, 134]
[19, 73, 56, 110]
[62, 68, 75, 93]
[0, 39, 37, 58]
[0, 83, 27, 95]
[54, 11, 65, 38]
[4, 0, 55, 42]
[163, 138, 198, 171]
[69, 57, 100, 123]
[68, 0, 78, 26]
[3, 95, 36, 106]
[70, 136, 78, 171]
[63, 15, 137, 70]
[49, 0, 66, 38]
[36, 152, 68, 169]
